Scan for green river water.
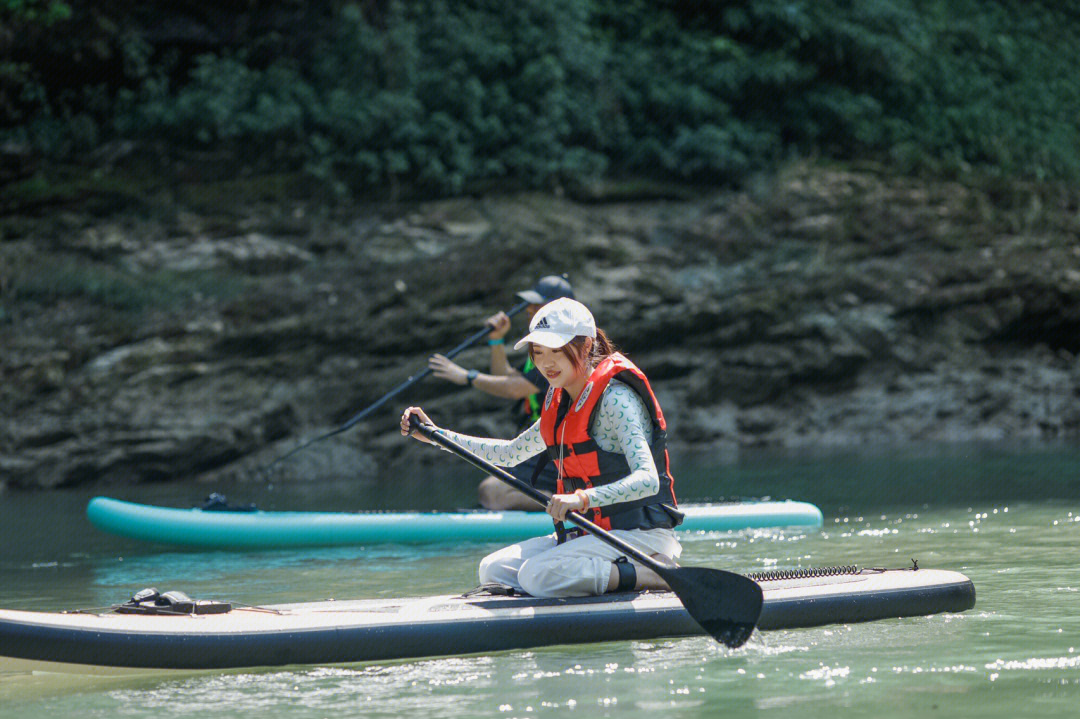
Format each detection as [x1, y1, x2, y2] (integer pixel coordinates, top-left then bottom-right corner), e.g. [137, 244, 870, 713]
[1, 442, 1078, 718]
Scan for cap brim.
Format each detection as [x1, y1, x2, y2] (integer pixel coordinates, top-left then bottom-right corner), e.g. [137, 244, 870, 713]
[515, 290, 546, 304]
[513, 330, 575, 350]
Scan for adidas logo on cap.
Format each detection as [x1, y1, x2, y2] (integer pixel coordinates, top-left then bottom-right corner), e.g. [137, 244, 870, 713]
[513, 297, 596, 350]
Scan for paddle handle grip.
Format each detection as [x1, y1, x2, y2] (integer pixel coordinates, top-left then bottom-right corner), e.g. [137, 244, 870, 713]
[408, 415, 664, 572]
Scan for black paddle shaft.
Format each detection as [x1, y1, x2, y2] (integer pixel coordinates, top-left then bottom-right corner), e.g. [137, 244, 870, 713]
[260, 301, 529, 475]
[338, 300, 530, 432]
[410, 416, 666, 572]
[408, 415, 765, 648]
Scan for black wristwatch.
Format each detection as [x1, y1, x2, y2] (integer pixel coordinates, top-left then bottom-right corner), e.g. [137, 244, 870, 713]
[466, 369, 479, 387]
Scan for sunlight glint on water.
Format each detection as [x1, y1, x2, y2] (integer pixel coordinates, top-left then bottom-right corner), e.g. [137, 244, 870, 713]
[1, 443, 1079, 718]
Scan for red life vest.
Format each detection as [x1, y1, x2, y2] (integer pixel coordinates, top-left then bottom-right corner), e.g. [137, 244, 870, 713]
[539, 353, 681, 532]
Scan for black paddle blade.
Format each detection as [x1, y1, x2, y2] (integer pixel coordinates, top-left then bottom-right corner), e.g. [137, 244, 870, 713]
[660, 566, 764, 648]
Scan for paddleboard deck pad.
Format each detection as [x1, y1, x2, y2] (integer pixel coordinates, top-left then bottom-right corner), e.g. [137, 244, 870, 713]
[0, 567, 974, 671]
[85, 497, 825, 548]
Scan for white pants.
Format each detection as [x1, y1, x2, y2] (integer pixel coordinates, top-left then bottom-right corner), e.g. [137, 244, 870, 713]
[478, 528, 682, 598]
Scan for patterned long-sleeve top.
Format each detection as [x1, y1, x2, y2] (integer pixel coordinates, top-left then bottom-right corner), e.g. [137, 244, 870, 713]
[439, 380, 659, 508]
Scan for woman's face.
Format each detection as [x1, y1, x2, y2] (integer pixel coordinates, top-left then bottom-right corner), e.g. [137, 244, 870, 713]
[531, 344, 581, 389]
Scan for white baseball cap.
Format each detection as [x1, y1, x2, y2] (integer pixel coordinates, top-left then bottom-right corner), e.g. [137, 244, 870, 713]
[513, 298, 596, 350]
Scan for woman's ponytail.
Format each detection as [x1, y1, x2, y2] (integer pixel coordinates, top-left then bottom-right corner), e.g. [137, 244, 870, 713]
[590, 328, 616, 366]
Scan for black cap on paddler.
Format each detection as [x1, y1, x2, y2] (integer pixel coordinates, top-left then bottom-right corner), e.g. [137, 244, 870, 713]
[516, 274, 574, 305]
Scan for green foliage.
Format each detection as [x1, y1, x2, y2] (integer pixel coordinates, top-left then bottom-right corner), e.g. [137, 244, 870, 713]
[0, 0, 71, 121]
[3, 0, 1080, 195]
[1, 0, 70, 23]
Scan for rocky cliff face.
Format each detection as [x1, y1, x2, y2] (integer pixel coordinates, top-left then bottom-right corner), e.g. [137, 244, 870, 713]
[2, 163, 1079, 490]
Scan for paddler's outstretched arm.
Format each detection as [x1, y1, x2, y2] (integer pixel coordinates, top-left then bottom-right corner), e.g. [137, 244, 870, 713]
[399, 380, 659, 504]
[427, 312, 540, 400]
[400, 408, 546, 467]
[427, 354, 540, 400]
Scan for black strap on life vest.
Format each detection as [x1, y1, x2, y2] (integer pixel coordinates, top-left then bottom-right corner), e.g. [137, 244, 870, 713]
[527, 450, 586, 544]
[534, 394, 579, 543]
[554, 520, 568, 545]
[528, 450, 552, 490]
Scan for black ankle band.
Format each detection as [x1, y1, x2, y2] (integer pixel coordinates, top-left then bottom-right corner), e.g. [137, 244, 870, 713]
[614, 556, 636, 592]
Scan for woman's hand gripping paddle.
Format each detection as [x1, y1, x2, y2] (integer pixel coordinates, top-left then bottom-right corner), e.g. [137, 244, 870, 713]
[407, 415, 763, 648]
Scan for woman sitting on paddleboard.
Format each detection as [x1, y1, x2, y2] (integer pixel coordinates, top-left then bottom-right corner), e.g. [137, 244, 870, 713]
[400, 298, 683, 598]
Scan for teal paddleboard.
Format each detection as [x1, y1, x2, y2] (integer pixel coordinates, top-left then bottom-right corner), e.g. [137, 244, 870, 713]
[86, 496, 824, 549]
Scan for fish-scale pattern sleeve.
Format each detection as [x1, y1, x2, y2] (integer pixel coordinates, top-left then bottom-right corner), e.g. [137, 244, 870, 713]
[437, 421, 547, 467]
[584, 381, 660, 508]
